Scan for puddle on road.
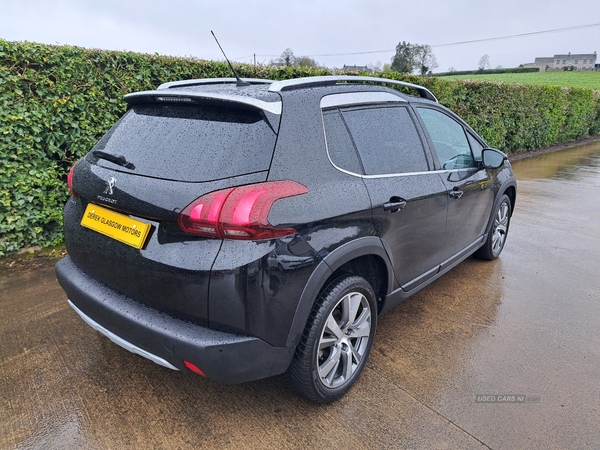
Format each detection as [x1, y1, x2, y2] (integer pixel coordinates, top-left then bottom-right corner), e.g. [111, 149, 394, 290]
[511, 140, 600, 181]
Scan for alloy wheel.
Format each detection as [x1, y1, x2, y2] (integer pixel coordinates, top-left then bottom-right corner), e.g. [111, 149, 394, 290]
[492, 200, 510, 254]
[316, 291, 372, 388]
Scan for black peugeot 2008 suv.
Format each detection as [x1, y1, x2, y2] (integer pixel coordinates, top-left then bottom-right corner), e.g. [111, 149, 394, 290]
[56, 76, 516, 403]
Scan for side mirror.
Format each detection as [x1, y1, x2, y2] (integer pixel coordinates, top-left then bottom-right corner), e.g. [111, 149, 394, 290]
[482, 148, 507, 169]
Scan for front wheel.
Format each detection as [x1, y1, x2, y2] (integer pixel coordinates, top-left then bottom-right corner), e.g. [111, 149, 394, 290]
[286, 275, 377, 403]
[475, 194, 512, 260]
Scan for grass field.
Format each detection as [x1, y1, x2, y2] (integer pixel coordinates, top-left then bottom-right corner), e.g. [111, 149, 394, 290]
[443, 71, 600, 90]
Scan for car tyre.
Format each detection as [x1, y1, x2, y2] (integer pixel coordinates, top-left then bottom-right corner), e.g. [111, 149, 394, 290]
[475, 194, 512, 260]
[286, 275, 377, 403]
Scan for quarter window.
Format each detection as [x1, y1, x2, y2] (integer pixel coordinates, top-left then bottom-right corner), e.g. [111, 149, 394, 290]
[467, 133, 484, 161]
[322, 110, 364, 174]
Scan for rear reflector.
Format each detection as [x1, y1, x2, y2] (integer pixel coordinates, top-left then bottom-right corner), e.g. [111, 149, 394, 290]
[183, 360, 206, 376]
[178, 181, 308, 240]
[67, 164, 78, 198]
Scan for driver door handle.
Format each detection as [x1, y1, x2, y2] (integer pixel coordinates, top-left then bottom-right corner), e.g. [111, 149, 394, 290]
[449, 188, 463, 200]
[383, 200, 407, 212]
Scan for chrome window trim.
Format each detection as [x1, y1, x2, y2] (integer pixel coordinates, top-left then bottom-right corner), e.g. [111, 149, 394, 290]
[321, 110, 442, 179]
[320, 109, 362, 177]
[124, 90, 282, 115]
[321, 103, 436, 178]
[320, 109, 474, 179]
[329, 165, 477, 180]
[356, 169, 440, 179]
[320, 92, 407, 109]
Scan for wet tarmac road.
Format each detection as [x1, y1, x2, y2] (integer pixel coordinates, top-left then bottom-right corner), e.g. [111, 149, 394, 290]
[2, 141, 600, 449]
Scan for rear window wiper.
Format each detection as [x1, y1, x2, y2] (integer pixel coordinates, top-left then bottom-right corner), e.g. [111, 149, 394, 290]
[92, 150, 135, 170]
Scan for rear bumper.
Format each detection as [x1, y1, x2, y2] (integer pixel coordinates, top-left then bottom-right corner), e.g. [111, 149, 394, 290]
[55, 256, 294, 384]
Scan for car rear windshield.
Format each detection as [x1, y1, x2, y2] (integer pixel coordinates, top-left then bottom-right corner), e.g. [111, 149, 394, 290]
[90, 104, 277, 182]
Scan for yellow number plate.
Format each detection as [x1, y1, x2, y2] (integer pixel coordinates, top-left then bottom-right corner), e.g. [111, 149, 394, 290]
[81, 204, 151, 249]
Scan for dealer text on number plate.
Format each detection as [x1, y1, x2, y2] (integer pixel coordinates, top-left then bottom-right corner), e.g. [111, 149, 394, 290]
[81, 204, 151, 249]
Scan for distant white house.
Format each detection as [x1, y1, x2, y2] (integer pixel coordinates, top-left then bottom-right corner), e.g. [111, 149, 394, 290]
[527, 52, 597, 71]
[530, 57, 554, 71]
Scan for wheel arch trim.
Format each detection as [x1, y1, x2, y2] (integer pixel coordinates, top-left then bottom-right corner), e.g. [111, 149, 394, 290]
[284, 236, 393, 348]
[486, 179, 517, 233]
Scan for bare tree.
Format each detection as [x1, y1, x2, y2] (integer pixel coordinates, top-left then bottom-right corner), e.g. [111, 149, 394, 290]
[367, 61, 383, 72]
[280, 48, 296, 66]
[295, 56, 319, 67]
[478, 54, 491, 71]
[271, 49, 319, 67]
[414, 45, 438, 75]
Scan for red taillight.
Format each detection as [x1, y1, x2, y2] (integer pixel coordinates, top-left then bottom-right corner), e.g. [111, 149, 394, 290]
[67, 164, 78, 198]
[183, 360, 206, 377]
[182, 188, 234, 238]
[178, 181, 308, 240]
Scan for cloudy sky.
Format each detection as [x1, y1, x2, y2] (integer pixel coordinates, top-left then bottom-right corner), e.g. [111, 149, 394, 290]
[2, 0, 598, 72]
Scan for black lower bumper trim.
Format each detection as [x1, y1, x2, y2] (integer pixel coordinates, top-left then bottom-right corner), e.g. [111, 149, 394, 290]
[55, 256, 294, 384]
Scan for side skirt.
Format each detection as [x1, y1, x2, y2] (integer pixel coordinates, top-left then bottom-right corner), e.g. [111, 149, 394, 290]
[380, 235, 486, 315]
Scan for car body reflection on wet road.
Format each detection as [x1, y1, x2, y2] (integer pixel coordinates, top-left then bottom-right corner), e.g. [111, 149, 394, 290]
[1, 141, 599, 449]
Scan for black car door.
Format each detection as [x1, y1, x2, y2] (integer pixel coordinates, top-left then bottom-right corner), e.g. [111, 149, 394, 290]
[336, 104, 449, 290]
[415, 106, 495, 260]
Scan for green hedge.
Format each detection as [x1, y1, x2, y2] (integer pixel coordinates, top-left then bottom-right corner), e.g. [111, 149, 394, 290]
[1, 40, 599, 255]
[380, 73, 600, 150]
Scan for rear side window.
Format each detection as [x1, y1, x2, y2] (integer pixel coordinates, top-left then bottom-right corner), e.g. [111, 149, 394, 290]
[91, 105, 276, 182]
[340, 106, 429, 175]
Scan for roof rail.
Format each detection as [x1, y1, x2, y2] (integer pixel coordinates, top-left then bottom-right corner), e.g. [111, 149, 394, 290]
[158, 78, 274, 90]
[268, 76, 438, 102]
